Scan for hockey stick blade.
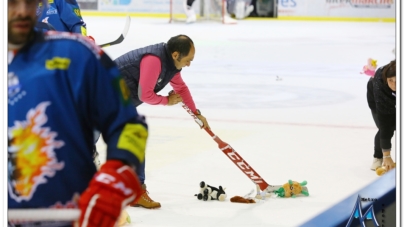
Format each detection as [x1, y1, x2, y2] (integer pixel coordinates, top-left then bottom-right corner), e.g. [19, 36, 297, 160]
[99, 15, 131, 48]
[243, 189, 255, 199]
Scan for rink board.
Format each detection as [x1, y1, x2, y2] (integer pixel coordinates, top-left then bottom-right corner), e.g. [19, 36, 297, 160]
[300, 170, 396, 227]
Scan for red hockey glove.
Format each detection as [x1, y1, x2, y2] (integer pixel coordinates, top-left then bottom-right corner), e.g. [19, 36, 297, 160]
[77, 160, 142, 227]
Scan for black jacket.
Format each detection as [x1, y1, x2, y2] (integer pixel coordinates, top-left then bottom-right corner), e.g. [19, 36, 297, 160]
[114, 43, 181, 106]
[367, 66, 396, 149]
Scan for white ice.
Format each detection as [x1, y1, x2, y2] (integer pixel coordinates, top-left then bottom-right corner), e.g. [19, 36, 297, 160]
[88, 17, 396, 227]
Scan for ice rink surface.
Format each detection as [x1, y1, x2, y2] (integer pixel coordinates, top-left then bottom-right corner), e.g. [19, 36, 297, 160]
[89, 16, 396, 227]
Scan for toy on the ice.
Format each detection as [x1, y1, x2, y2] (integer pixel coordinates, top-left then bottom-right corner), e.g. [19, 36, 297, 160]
[274, 180, 309, 198]
[376, 163, 396, 176]
[116, 209, 130, 226]
[195, 181, 227, 201]
[361, 58, 377, 77]
[230, 196, 256, 203]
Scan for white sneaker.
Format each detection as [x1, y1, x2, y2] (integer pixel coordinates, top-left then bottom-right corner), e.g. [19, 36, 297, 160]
[235, 2, 245, 19]
[185, 8, 197, 24]
[370, 158, 382, 171]
[223, 15, 237, 24]
[186, 14, 196, 23]
[245, 5, 254, 18]
[223, 1, 237, 24]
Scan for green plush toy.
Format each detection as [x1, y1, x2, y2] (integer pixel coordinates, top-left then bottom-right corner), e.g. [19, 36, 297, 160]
[274, 180, 309, 198]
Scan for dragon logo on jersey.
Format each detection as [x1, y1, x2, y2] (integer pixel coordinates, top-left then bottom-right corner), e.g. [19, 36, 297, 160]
[50, 193, 80, 209]
[8, 102, 65, 202]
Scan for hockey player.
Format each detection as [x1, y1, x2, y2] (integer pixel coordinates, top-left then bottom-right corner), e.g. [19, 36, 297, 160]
[8, 0, 147, 226]
[37, 0, 98, 162]
[36, 0, 88, 35]
[184, 0, 237, 23]
[108, 34, 210, 209]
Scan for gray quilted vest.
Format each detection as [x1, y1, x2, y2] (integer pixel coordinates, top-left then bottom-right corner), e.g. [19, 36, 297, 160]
[114, 43, 181, 106]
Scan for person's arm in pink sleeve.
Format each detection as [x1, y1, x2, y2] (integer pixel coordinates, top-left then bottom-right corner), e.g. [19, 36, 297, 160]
[170, 73, 197, 112]
[139, 55, 169, 105]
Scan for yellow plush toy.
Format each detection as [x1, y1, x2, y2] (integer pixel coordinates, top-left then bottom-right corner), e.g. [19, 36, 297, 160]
[116, 209, 131, 226]
[375, 163, 396, 176]
[274, 180, 309, 198]
[361, 58, 377, 77]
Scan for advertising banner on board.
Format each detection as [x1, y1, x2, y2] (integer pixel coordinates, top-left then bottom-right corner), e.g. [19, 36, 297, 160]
[278, 0, 395, 18]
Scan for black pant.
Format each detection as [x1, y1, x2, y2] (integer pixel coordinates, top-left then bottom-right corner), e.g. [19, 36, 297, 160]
[371, 109, 383, 158]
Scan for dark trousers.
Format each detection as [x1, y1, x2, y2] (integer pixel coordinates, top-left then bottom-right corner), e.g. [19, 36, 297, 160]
[93, 101, 146, 185]
[371, 109, 383, 159]
[133, 102, 145, 184]
[93, 132, 146, 185]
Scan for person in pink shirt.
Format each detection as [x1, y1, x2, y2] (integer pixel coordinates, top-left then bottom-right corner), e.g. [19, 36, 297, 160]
[113, 34, 210, 209]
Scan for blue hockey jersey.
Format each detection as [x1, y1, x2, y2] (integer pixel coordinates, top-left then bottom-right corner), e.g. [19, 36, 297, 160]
[36, 0, 87, 34]
[8, 31, 147, 226]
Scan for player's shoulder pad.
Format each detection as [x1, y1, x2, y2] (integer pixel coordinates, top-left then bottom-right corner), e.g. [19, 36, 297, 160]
[44, 31, 115, 69]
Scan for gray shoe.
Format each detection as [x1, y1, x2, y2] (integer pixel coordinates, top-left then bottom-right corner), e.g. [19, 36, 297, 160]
[370, 158, 382, 171]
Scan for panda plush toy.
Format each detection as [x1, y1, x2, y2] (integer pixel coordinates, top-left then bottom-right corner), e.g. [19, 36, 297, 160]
[195, 181, 226, 201]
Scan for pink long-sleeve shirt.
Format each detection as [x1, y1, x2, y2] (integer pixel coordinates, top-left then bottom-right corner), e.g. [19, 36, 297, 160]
[138, 54, 197, 112]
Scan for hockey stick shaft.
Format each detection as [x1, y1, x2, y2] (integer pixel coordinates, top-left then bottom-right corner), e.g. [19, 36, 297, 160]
[99, 15, 131, 48]
[36, 17, 129, 48]
[180, 102, 270, 191]
[8, 209, 80, 221]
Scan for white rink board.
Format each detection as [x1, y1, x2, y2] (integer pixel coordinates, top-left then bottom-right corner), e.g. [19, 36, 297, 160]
[278, 0, 395, 18]
[95, 0, 395, 18]
[91, 17, 395, 227]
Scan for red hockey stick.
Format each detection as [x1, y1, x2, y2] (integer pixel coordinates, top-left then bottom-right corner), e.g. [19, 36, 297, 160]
[178, 100, 277, 193]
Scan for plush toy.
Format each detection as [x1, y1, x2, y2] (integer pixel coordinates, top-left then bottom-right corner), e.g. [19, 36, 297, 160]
[274, 180, 309, 198]
[361, 58, 377, 77]
[230, 196, 256, 203]
[115, 209, 130, 226]
[195, 181, 226, 201]
[376, 163, 396, 176]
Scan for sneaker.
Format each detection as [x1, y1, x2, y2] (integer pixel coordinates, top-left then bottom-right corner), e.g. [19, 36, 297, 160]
[235, 2, 245, 19]
[245, 5, 254, 18]
[223, 15, 238, 24]
[370, 158, 382, 171]
[131, 184, 161, 209]
[186, 14, 196, 24]
[223, 1, 237, 24]
[186, 8, 197, 24]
